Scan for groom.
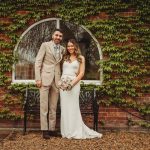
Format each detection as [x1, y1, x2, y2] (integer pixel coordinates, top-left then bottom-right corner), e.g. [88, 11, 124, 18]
[35, 29, 65, 139]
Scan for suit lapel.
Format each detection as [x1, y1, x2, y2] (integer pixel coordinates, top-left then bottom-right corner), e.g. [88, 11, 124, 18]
[47, 41, 64, 64]
[56, 47, 64, 64]
[46, 41, 56, 61]
[49, 41, 55, 57]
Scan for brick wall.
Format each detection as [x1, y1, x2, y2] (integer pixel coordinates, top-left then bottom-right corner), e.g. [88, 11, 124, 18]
[0, 103, 147, 131]
[0, 9, 149, 131]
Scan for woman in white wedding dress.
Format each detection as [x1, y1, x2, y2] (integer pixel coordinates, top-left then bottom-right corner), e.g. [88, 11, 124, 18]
[60, 39, 102, 139]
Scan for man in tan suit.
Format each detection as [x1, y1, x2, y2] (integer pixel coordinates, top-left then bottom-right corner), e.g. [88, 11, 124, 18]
[35, 29, 65, 139]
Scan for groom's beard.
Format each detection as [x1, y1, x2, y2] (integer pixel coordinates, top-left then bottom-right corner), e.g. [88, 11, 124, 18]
[53, 39, 62, 44]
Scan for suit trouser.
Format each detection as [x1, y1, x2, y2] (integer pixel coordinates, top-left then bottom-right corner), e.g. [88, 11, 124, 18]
[40, 80, 59, 131]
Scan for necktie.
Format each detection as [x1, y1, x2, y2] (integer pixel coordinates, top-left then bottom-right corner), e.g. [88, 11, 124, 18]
[54, 45, 60, 61]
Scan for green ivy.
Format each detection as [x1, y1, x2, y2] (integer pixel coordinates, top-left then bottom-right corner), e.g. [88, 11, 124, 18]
[0, 107, 23, 121]
[0, 53, 18, 86]
[0, 0, 150, 128]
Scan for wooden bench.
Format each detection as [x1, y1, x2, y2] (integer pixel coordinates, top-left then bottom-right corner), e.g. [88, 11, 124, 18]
[23, 87, 100, 135]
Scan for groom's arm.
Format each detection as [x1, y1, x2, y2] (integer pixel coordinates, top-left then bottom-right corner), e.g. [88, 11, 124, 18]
[35, 43, 46, 87]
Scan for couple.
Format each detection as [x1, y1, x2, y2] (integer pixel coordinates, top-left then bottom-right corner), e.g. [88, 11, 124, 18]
[35, 29, 102, 139]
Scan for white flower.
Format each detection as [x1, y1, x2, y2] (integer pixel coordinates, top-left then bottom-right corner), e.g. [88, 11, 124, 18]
[58, 77, 72, 91]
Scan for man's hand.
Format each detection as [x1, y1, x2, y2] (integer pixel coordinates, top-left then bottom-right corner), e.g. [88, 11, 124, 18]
[36, 80, 42, 88]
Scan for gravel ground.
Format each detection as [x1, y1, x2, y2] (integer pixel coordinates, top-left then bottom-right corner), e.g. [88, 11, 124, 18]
[0, 131, 150, 150]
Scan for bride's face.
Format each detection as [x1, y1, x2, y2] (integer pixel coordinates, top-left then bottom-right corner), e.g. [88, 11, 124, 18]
[67, 42, 75, 54]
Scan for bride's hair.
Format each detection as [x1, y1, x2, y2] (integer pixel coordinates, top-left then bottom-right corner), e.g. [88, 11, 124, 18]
[63, 39, 82, 63]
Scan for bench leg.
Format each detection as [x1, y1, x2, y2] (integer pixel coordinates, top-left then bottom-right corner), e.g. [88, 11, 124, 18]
[23, 110, 27, 135]
[93, 105, 99, 131]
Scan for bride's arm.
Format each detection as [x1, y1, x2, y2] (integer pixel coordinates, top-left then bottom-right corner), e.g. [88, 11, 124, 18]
[71, 56, 85, 87]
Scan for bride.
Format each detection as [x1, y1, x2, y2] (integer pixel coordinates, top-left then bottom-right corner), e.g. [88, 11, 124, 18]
[59, 39, 102, 139]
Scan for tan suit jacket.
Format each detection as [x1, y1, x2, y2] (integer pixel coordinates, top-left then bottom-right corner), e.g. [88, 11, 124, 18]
[35, 41, 65, 87]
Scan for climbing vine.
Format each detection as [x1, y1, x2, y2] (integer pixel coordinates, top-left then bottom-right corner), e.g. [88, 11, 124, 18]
[0, 0, 149, 128]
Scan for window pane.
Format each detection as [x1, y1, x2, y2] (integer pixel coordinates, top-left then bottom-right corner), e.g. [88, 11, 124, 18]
[15, 20, 56, 80]
[60, 21, 100, 80]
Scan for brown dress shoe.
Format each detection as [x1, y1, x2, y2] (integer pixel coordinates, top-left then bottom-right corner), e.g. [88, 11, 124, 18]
[42, 131, 50, 139]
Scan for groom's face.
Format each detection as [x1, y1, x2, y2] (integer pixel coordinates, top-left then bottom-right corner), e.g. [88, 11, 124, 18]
[52, 31, 63, 44]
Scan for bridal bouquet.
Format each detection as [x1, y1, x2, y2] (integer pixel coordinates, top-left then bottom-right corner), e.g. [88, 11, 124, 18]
[58, 76, 73, 91]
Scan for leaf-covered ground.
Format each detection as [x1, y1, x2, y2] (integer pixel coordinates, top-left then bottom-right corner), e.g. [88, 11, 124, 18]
[0, 131, 150, 150]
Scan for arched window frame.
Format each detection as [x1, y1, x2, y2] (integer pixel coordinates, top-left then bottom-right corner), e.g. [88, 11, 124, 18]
[12, 18, 103, 85]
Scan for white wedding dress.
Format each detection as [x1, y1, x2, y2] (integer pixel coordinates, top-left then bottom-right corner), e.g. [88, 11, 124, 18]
[60, 60, 102, 139]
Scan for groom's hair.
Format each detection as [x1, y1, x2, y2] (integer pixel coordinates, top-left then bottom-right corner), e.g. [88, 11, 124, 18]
[53, 28, 63, 34]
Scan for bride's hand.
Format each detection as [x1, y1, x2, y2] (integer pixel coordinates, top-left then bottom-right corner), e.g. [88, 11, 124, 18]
[66, 83, 73, 91]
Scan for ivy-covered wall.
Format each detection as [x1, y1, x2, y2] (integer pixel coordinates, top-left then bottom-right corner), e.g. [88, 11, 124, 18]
[0, 0, 149, 129]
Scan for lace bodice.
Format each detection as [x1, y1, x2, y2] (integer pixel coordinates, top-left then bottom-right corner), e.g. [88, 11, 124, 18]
[62, 60, 80, 77]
